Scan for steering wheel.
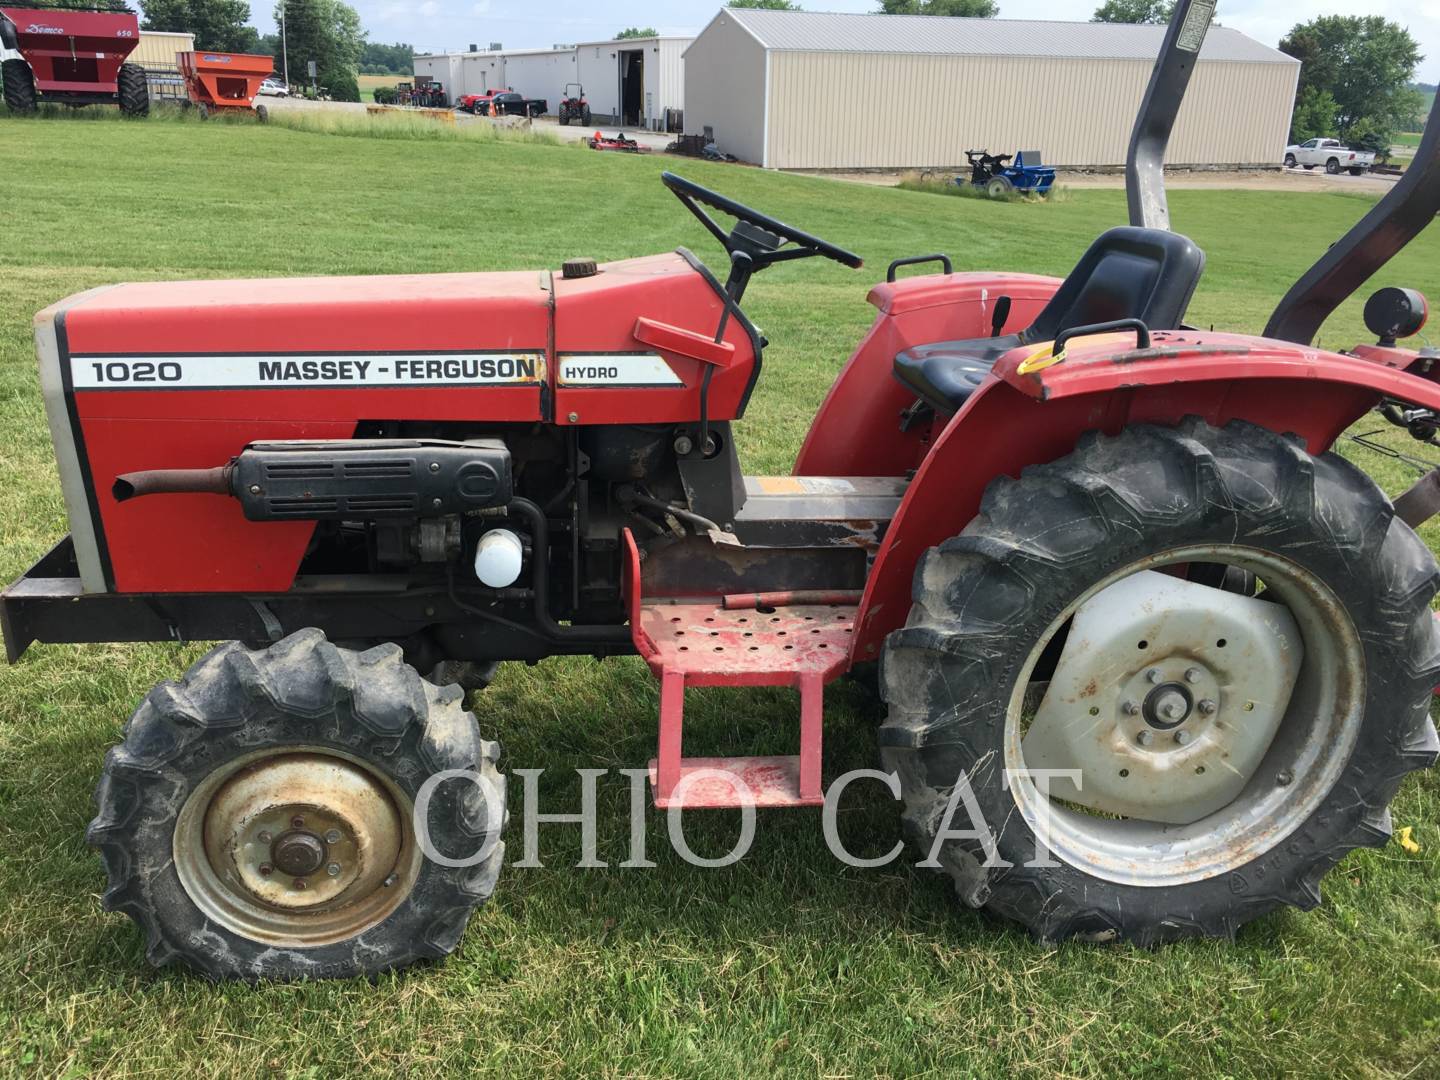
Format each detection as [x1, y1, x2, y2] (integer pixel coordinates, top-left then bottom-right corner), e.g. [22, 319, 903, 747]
[662, 171, 863, 272]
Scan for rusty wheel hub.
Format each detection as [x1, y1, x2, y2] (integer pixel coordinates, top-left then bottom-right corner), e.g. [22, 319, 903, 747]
[174, 748, 422, 946]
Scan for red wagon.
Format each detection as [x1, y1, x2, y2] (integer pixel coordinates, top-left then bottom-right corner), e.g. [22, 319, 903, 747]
[0, 6, 148, 114]
[177, 50, 273, 120]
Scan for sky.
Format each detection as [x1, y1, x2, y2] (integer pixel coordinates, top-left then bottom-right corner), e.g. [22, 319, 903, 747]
[253, 1, 1440, 84]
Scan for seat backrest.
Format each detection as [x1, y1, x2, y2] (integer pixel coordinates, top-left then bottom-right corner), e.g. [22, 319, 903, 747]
[1025, 226, 1205, 344]
[1016, 150, 1042, 167]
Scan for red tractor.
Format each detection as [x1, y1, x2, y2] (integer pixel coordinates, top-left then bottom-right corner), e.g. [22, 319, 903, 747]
[5, 2, 1440, 980]
[558, 82, 590, 126]
[0, 5, 148, 115]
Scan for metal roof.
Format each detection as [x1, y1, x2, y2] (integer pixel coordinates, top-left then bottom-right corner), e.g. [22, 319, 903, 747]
[721, 8, 1297, 64]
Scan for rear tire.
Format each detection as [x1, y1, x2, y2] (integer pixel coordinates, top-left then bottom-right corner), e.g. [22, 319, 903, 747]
[881, 419, 1440, 945]
[117, 62, 149, 116]
[255, 102, 269, 123]
[581, 106, 591, 125]
[88, 630, 506, 980]
[986, 176, 1013, 199]
[1326, 157, 1341, 175]
[2, 58, 36, 114]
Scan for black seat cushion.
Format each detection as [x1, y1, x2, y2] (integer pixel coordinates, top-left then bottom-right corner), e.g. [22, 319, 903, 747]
[894, 334, 1020, 413]
[894, 226, 1205, 412]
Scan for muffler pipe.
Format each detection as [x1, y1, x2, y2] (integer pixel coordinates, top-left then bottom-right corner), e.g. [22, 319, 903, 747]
[112, 466, 233, 502]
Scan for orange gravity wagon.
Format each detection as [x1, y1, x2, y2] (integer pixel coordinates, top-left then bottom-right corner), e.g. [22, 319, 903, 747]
[177, 50, 273, 119]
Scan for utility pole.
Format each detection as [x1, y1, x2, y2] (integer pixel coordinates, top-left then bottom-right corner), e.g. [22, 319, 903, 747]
[280, 2, 289, 87]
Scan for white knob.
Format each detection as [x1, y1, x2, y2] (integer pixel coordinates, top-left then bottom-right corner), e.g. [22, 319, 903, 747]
[473, 528, 523, 588]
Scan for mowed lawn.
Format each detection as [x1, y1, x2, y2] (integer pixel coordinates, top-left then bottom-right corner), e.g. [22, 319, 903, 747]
[1, 111, 1439, 1079]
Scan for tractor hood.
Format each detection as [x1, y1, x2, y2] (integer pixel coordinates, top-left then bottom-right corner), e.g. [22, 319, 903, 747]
[34, 251, 758, 593]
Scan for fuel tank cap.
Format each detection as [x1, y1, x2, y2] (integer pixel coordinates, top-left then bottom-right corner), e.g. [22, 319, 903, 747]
[562, 258, 598, 280]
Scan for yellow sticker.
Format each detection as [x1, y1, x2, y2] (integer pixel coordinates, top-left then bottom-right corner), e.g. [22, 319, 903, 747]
[1016, 343, 1063, 375]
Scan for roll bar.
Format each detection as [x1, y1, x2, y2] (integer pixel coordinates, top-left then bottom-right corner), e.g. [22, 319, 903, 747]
[1125, 0, 1216, 231]
[1265, 93, 1440, 345]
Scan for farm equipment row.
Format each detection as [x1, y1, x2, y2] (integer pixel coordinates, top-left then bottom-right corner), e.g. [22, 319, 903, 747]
[1, 5, 273, 119]
[6, 0, 1440, 983]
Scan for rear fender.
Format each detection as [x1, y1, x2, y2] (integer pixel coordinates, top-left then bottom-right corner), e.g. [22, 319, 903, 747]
[848, 332, 1440, 660]
[792, 271, 1061, 476]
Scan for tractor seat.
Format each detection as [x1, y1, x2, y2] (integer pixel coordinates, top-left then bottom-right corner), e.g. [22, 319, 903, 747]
[894, 227, 1206, 413]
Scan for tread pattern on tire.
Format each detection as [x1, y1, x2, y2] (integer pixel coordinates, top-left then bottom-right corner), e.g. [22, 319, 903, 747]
[87, 629, 506, 980]
[117, 62, 149, 116]
[2, 59, 36, 113]
[879, 418, 1440, 945]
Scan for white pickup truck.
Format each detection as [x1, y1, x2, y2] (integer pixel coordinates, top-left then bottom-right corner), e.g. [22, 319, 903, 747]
[1283, 138, 1375, 175]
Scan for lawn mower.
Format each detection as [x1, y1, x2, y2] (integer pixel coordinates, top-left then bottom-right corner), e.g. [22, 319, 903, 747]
[0, 4, 149, 116]
[5, 0, 1440, 980]
[588, 130, 648, 153]
[557, 82, 590, 126]
[963, 148, 1056, 198]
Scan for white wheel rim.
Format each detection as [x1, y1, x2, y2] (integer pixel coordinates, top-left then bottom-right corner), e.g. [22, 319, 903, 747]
[1004, 546, 1364, 887]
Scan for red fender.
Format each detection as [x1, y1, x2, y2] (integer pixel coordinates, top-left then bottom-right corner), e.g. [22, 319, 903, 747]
[847, 330, 1440, 660]
[793, 272, 1062, 476]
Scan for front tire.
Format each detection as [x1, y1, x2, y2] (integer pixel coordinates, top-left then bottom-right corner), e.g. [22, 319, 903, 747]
[881, 419, 1440, 945]
[1284, 153, 1297, 168]
[2, 58, 36, 113]
[88, 630, 506, 980]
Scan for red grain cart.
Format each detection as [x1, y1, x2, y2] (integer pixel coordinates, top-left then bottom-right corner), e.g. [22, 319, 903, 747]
[178, 50, 273, 120]
[0, 6, 147, 114]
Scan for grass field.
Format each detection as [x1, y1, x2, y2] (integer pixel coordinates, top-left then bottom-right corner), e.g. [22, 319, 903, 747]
[1, 109, 1439, 1078]
[358, 73, 398, 102]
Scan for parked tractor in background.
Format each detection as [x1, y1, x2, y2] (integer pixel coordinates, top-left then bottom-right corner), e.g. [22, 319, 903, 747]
[0, 5, 148, 116]
[6, 1, 1440, 982]
[411, 77, 447, 109]
[962, 149, 1056, 198]
[558, 82, 590, 126]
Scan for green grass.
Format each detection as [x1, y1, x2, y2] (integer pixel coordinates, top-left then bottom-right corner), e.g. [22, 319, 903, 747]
[1, 108, 1439, 1078]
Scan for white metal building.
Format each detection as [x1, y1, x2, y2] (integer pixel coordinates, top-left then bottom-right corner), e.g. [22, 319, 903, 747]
[574, 36, 690, 130]
[414, 37, 689, 126]
[683, 8, 1300, 170]
[501, 48, 579, 110]
[412, 51, 466, 95]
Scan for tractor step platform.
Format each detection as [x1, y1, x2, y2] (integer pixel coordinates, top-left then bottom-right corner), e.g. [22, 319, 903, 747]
[633, 601, 855, 809]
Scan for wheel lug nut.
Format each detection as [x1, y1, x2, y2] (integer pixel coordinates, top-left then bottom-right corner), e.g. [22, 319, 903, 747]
[1146, 669, 1161, 684]
[327, 863, 341, 877]
[1136, 730, 1154, 747]
[1198, 699, 1217, 716]
[257, 830, 271, 844]
[258, 863, 273, 876]
[1185, 667, 1202, 684]
[1174, 730, 1192, 746]
[1276, 769, 1293, 786]
[293, 878, 307, 889]
[1122, 700, 1140, 716]
[325, 829, 342, 844]
[291, 815, 305, 828]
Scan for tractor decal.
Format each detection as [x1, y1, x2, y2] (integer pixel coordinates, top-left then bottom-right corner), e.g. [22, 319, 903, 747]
[69, 352, 545, 389]
[557, 353, 684, 387]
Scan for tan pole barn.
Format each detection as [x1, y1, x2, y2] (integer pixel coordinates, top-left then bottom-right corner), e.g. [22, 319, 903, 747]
[683, 8, 1301, 171]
